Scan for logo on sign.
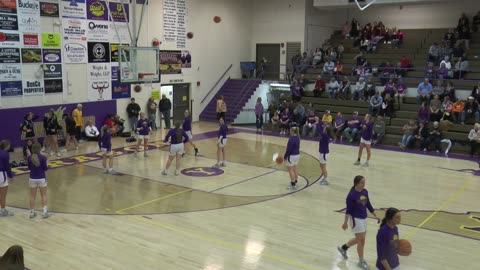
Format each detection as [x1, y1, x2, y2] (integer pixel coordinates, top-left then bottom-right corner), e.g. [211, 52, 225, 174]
[45, 54, 59, 62]
[41, 3, 58, 15]
[50, 65, 56, 72]
[18, 0, 40, 10]
[68, 0, 80, 7]
[90, 1, 105, 17]
[64, 43, 86, 53]
[68, 20, 81, 26]
[92, 43, 105, 59]
[88, 21, 107, 30]
[22, 17, 39, 25]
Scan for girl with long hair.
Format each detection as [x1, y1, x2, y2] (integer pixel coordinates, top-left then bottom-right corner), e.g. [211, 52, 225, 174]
[338, 175, 380, 270]
[284, 126, 300, 189]
[135, 112, 152, 158]
[162, 121, 189, 175]
[27, 143, 49, 218]
[318, 126, 330, 185]
[376, 208, 402, 270]
[20, 112, 38, 144]
[0, 140, 14, 216]
[43, 110, 61, 157]
[182, 110, 199, 156]
[0, 245, 24, 269]
[355, 114, 374, 167]
[213, 117, 228, 168]
[100, 125, 117, 174]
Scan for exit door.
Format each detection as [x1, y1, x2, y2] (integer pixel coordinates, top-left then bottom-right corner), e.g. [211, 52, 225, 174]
[172, 83, 190, 122]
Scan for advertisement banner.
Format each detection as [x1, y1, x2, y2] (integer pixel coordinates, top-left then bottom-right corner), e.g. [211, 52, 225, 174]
[110, 43, 128, 62]
[86, 0, 107, 21]
[87, 20, 108, 42]
[0, 81, 22, 96]
[21, 48, 42, 63]
[0, 31, 20, 47]
[0, 47, 21, 63]
[109, 22, 130, 43]
[62, 18, 87, 41]
[0, 14, 19, 31]
[160, 50, 181, 74]
[18, 0, 41, 34]
[111, 64, 129, 99]
[22, 78, 44, 95]
[42, 48, 61, 63]
[23, 33, 39, 46]
[87, 41, 109, 63]
[44, 78, 63, 93]
[63, 41, 87, 63]
[0, 63, 21, 81]
[108, 1, 128, 22]
[44, 64, 62, 78]
[87, 62, 111, 100]
[40, 1, 59, 17]
[41, 32, 61, 47]
[0, 0, 17, 14]
[61, 0, 86, 19]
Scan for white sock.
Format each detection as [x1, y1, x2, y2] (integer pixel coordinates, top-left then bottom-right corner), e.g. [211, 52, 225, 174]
[43, 206, 48, 213]
[108, 168, 113, 172]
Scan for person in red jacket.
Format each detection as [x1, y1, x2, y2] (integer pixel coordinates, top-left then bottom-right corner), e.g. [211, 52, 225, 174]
[313, 75, 326, 97]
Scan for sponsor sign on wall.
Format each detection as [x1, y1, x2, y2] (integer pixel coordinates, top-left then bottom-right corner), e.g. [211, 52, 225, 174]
[87, 41, 109, 63]
[0, 14, 19, 31]
[86, 0, 107, 21]
[0, 31, 20, 47]
[63, 41, 86, 63]
[87, 62, 111, 100]
[109, 1, 128, 22]
[111, 64, 129, 99]
[41, 32, 61, 47]
[22, 78, 44, 95]
[110, 43, 128, 62]
[18, 0, 41, 34]
[42, 48, 61, 63]
[62, 18, 87, 41]
[109, 21, 129, 43]
[21, 48, 42, 63]
[0, 47, 21, 63]
[0, 63, 21, 81]
[43, 63, 62, 78]
[1, 81, 22, 96]
[23, 33, 39, 46]
[44, 78, 62, 93]
[40, 1, 59, 17]
[87, 20, 108, 42]
[61, 0, 86, 19]
[0, 0, 17, 14]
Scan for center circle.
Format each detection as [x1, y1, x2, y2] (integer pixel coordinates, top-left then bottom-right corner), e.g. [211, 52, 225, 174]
[180, 167, 224, 177]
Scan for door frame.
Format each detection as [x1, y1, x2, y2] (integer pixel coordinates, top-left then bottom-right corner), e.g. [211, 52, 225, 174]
[160, 82, 191, 123]
[255, 43, 281, 80]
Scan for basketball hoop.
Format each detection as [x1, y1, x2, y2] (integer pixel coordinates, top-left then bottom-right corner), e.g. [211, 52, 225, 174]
[354, 0, 377, 11]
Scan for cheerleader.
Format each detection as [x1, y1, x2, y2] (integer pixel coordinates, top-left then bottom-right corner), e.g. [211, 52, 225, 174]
[27, 143, 49, 218]
[100, 125, 117, 174]
[354, 114, 374, 167]
[376, 208, 401, 270]
[213, 117, 228, 168]
[318, 126, 330, 185]
[43, 110, 61, 157]
[20, 112, 38, 144]
[0, 140, 14, 216]
[63, 113, 79, 151]
[182, 110, 199, 156]
[162, 121, 189, 176]
[284, 126, 300, 189]
[135, 112, 152, 158]
[338, 175, 380, 270]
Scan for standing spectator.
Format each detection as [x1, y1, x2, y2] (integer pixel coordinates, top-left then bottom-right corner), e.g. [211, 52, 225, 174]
[473, 11, 480, 32]
[327, 77, 339, 99]
[215, 95, 227, 122]
[147, 97, 158, 131]
[352, 77, 366, 101]
[365, 77, 376, 101]
[468, 123, 480, 157]
[84, 120, 99, 141]
[333, 112, 346, 142]
[369, 92, 383, 117]
[430, 95, 443, 122]
[290, 80, 302, 103]
[394, 77, 407, 104]
[338, 76, 351, 100]
[381, 94, 394, 118]
[372, 116, 385, 145]
[425, 121, 442, 152]
[454, 57, 469, 79]
[0, 245, 24, 269]
[461, 97, 480, 124]
[160, 94, 173, 129]
[399, 120, 417, 150]
[418, 102, 430, 123]
[313, 75, 326, 97]
[43, 110, 61, 157]
[416, 78, 433, 105]
[72, 104, 84, 142]
[63, 113, 79, 151]
[126, 98, 141, 132]
[255, 97, 264, 131]
[343, 112, 361, 143]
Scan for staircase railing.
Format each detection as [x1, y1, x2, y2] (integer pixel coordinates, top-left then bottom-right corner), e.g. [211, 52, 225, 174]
[201, 64, 233, 104]
[231, 80, 259, 117]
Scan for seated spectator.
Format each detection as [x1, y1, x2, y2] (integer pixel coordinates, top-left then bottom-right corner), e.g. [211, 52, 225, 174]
[23, 139, 33, 160]
[333, 112, 346, 142]
[451, 44, 465, 60]
[313, 48, 323, 67]
[457, 24, 471, 50]
[461, 97, 480, 124]
[392, 29, 403, 48]
[428, 42, 440, 64]
[113, 115, 125, 135]
[334, 60, 344, 77]
[372, 116, 385, 145]
[338, 76, 351, 100]
[425, 62, 436, 80]
[290, 80, 302, 103]
[468, 123, 480, 157]
[394, 77, 407, 104]
[271, 110, 280, 132]
[360, 37, 370, 53]
[444, 81, 457, 102]
[438, 43, 451, 61]
[299, 52, 310, 74]
[359, 61, 373, 80]
[418, 102, 430, 123]
[343, 112, 361, 143]
[380, 61, 395, 85]
[473, 11, 480, 32]
[399, 120, 417, 150]
[104, 114, 115, 133]
[291, 108, 305, 130]
[353, 51, 366, 67]
[327, 77, 339, 99]
[267, 101, 277, 122]
[441, 96, 454, 121]
[437, 63, 449, 81]
[417, 78, 433, 105]
[369, 92, 383, 117]
[323, 58, 335, 76]
[440, 56, 453, 78]
[279, 108, 291, 135]
[415, 121, 429, 150]
[302, 110, 319, 137]
[425, 121, 443, 152]
[352, 77, 366, 101]
[327, 48, 337, 62]
[429, 95, 442, 122]
[364, 77, 376, 101]
[298, 74, 308, 88]
[444, 28, 456, 48]
[472, 81, 480, 103]
[381, 94, 394, 117]
[343, 21, 351, 38]
[313, 75, 326, 97]
[454, 57, 469, 79]
[337, 43, 345, 59]
[0, 245, 24, 270]
[382, 78, 396, 98]
[398, 55, 411, 77]
[85, 119, 99, 141]
[432, 80, 445, 97]
[451, 99, 465, 124]
[322, 110, 333, 136]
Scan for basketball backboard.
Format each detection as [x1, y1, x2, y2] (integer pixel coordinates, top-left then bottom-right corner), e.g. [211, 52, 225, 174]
[118, 46, 160, 84]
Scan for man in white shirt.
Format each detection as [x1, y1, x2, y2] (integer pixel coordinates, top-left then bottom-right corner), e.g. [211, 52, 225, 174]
[85, 120, 99, 141]
[468, 123, 480, 157]
[323, 58, 335, 77]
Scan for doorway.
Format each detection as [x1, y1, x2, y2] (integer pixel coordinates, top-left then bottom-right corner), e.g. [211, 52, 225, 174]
[256, 44, 280, 80]
[160, 83, 190, 124]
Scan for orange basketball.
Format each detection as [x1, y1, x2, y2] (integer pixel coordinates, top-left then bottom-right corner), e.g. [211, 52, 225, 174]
[213, 16, 221, 23]
[398, 239, 412, 256]
[276, 156, 284, 164]
[187, 32, 194, 39]
[134, 85, 141, 93]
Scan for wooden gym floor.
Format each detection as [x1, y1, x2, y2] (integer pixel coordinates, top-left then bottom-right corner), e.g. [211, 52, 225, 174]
[2, 121, 479, 270]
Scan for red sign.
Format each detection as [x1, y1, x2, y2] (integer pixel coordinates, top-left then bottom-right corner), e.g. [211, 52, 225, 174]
[23, 34, 39, 46]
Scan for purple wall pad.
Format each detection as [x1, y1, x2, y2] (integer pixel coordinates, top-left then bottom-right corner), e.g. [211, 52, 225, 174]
[2, 100, 117, 147]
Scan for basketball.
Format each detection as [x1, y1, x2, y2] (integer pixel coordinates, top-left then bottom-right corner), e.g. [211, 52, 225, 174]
[398, 239, 412, 256]
[187, 32, 194, 39]
[213, 16, 221, 23]
[276, 156, 284, 164]
[134, 85, 141, 93]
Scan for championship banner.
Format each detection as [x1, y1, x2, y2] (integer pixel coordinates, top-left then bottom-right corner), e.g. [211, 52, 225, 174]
[87, 62, 111, 100]
[40, 1, 59, 17]
[61, 0, 86, 19]
[0, 63, 21, 81]
[87, 20, 109, 42]
[0, 0, 17, 14]
[0, 48, 21, 63]
[1, 81, 22, 96]
[21, 48, 42, 63]
[159, 50, 181, 74]
[0, 31, 20, 47]
[87, 41, 109, 63]
[18, 0, 41, 34]
[41, 32, 61, 48]
[86, 0, 108, 21]
[0, 14, 19, 31]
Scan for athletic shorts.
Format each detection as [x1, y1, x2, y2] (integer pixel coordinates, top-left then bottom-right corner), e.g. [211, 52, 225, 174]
[0, 172, 8, 187]
[285, 154, 300, 166]
[138, 135, 149, 140]
[101, 148, 113, 156]
[185, 131, 193, 140]
[29, 178, 47, 188]
[319, 153, 329, 164]
[218, 138, 227, 148]
[360, 137, 372, 145]
[169, 143, 185, 156]
[350, 217, 367, 233]
[377, 267, 399, 270]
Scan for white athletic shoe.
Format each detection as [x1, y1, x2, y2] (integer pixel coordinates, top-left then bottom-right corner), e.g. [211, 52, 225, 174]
[162, 169, 168, 175]
[109, 169, 119, 175]
[0, 209, 14, 217]
[319, 179, 330, 185]
[144, 152, 148, 158]
[29, 211, 36, 219]
[354, 160, 361, 166]
[103, 169, 108, 174]
[42, 210, 49, 219]
[362, 161, 369, 167]
[174, 170, 179, 176]
[220, 162, 226, 167]
[212, 163, 220, 168]
[337, 246, 348, 259]
[358, 260, 370, 270]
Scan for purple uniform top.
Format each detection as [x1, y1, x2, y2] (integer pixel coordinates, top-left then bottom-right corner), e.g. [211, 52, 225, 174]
[306, 114, 318, 124]
[284, 135, 300, 160]
[280, 112, 291, 123]
[164, 128, 189, 144]
[218, 124, 228, 139]
[361, 121, 374, 141]
[348, 117, 361, 129]
[255, 103, 264, 116]
[346, 188, 375, 219]
[0, 150, 13, 179]
[183, 116, 192, 131]
[137, 118, 151, 136]
[376, 225, 400, 270]
[395, 83, 407, 94]
[100, 133, 112, 151]
[384, 82, 395, 95]
[27, 154, 48, 179]
[318, 130, 330, 154]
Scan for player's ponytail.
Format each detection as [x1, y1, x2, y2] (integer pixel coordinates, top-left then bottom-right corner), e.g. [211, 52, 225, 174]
[31, 143, 42, 167]
[175, 121, 182, 143]
[100, 125, 109, 138]
[350, 175, 364, 191]
[380, 207, 399, 228]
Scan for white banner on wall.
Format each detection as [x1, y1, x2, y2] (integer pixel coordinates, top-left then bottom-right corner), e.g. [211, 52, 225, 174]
[62, 18, 87, 41]
[63, 41, 87, 63]
[61, 0, 86, 19]
[18, 0, 41, 34]
[87, 62, 111, 100]
[0, 64, 22, 81]
[163, 0, 176, 42]
[109, 22, 130, 44]
[176, 0, 186, 48]
[87, 20, 109, 42]
[62, 17, 87, 63]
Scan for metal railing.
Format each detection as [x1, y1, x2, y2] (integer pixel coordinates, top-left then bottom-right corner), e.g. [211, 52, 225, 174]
[200, 64, 233, 104]
[231, 80, 256, 115]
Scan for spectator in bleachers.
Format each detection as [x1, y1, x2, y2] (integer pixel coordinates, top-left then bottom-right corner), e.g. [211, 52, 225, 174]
[392, 29, 403, 48]
[414, 121, 429, 150]
[338, 76, 351, 100]
[323, 57, 335, 77]
[327, 77, 339, 99]
[394, 77, 407, 104]
[425, 62, 436, 80]
[352, 77, 366, 101]
[429, 95, 443, 122]
[398, 56, 411, 77]
[418, 102, 430, 123]
[417, 78, 433, 105]
[452, 99, 465, 124]
[0, 245, 24, 270]
[360, 38, 370, 53]
[369, 92, 383, 117]
[322, 110, 333, 136]
[298, 74, 308, 88]
[437, 63, 449, 81]
[343, 112, 361, 143]
[471, 82, 480, 103]
[313, 75, 326, 97]
[380, 61, 395, 85]
[428, 42, 440, 65]
[292, 51, 302, 74]
[399, 120, 417, 150]
[444, 81, 457, 102]
[425, 121, 443, 152]
[473, 11, 480, 32]
[451, 44, 465, 60]
[313, 48, 323, 67]
[372, 116, 385, 145]
[337, 43, 345, 59]
[291, 80, 303, 103]
[468, 123, 480, 157]
[334, 60, 344, 77]
[353, 51, 366, 67]
[461, 97, 480, 124]
[303, 110, 319, 137]
[382, 78, 396, 98]
[441, 96, 454, 122]
[457, 13, 471, 49]
[381, 94, 395, 117]
[327, 48, 337, 62]
[454, 57, 469, 79]
[298, 52, 310, 74]
[432, 80, 445, 97]
[271, 110, 279, 132]
[438, 43, 451, 61]
[360, 60, 373, 80]
[343, 21, 350, 38]
[291, 107, 305, 130]
[444, 28, 456, 48]
[333, 112, 346, 142]
[279, 108, 291, 135]
[350, 18, 359, 38]
[267, 101, 277, 123]
[365, 77, 376, 101]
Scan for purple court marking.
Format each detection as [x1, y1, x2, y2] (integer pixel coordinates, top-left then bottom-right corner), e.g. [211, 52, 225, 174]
[181, 167, 224, 177]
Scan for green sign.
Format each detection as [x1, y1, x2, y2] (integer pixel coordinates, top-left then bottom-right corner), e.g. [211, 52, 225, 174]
[41, 33, 61, 48]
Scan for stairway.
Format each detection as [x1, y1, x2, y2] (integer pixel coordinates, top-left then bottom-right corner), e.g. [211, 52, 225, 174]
[199, 79, 262, 123]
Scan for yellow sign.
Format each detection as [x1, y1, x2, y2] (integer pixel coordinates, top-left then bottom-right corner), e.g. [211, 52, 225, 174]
[182, 96, 187, 102]
[151, 90, 160, 100]
[41, 33, 61, 48]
